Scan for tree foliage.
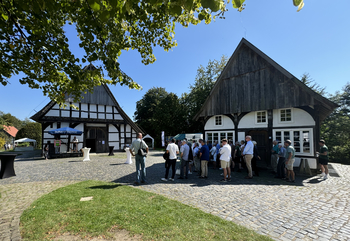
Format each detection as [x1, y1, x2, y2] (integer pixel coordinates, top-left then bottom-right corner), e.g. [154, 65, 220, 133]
[300, 73, 326, 96]
[320, 83, 350, 164]
[1, 0, 303, 106]
[183, 55, 228, 132]
[16, 122, 42, 148]
[134, 87, 187, 145]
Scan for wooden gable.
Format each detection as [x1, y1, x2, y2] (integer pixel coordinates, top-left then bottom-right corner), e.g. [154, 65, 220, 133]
[194, 38, 337, 121]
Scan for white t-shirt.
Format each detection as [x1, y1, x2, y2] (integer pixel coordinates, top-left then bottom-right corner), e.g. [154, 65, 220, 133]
[220, 144, 231, 162]
[166, 143, 179, 159]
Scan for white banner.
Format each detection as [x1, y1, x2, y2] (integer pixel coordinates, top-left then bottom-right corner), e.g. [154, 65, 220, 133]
[161, 131, 165, 147]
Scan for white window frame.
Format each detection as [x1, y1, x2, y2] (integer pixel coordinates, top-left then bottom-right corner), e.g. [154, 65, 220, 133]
[279, 108, 293, 123]
[273, 128, 313, 156]
[255, 111, 267, 124]
[206, 131, 235, 144]
[214, 115, 223, 126]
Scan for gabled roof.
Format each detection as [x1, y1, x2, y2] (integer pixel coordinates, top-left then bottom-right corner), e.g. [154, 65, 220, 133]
[3, 125, 18, 137]
[30, 64, 143, 134]
[194, 38, 338, 121]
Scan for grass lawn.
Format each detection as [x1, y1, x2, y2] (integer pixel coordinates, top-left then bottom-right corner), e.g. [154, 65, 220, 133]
[20, 180, 272, 241]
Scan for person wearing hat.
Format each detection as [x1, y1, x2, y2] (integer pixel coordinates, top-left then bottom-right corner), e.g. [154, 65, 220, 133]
[284, 139, 295, 182]
[317, 139, 329, 180]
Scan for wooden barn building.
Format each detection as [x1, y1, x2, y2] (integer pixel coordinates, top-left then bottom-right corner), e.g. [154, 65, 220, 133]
[31, 64, 143, 153]
[194, 38, 337, 170]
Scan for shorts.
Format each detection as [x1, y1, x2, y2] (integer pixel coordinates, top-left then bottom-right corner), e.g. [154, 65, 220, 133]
[319, 158, 328, 166]
[220, 160, 230, 169]
[285, 158, 295, 170]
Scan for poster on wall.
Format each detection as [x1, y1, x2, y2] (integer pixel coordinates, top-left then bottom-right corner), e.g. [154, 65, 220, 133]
[161, 131, 165, 147]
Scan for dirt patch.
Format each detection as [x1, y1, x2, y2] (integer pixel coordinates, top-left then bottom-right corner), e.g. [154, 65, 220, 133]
[53, 229, 142, 241]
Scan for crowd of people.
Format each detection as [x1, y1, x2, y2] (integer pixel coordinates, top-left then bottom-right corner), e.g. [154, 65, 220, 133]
[128, 133, 329, 185]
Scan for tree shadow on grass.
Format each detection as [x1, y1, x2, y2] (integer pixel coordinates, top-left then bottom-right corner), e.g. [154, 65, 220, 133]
[89, 184, 122, 189]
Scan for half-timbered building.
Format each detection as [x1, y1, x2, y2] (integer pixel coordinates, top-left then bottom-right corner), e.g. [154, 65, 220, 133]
[31, 64, 143, 153]
[194, 38, 337, 170]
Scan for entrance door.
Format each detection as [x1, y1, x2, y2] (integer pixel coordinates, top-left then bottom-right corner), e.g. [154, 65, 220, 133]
[248, 130, 268, 167]
[85, 126, 108, 153]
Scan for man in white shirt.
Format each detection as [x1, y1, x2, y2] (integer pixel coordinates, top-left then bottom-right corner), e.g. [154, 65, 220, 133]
[242, 135, 254, 179]
[219, 139, 231, 182]
[162, 138, 179, 181]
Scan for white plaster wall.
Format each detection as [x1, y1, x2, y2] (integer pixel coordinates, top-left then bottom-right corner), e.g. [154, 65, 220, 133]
[106, 114, 113, 119]
[81, 112, 88, 118]
[238, 112, 268, 129]
[98, 104, 104, 112]
[90, 104, 96, 111]
[273, 108, 315, 127]
[90, 113, 97, 118]
[98, 113, 105, 119]
[81, 103, 88, 111]
[106, 106, 112, 113]
[72, 111, 79, 118]
[126, 125, 131, 132]
[204, 115, 234, 130]
[114, 114, 122, 120]
[61, 110, 70, 117]
[46, 110, 60, 117]
[238, 132, 246, 142]
[114, 107, 119, 114]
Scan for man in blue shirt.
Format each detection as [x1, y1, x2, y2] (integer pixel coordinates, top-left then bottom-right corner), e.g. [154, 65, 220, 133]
[199, 139, 210, 178]
[276, 143, 286, 179]
[271, 140, 279, 173]
[242, 135, 254, 179]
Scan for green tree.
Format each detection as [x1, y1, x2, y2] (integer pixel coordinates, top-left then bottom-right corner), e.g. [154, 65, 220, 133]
[134, 87, 187, 146]
[15, 122, 42, 148]
[300, 73, 326, 96]
[0, 137, 5, 150]
[1, 0, 303, 106]
[320, 83, 350, 164]
[184, 55, 228, 132]
[0, 112, 23, 129]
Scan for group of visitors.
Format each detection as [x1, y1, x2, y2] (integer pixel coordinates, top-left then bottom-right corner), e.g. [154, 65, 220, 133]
[128, 133, 330, 185]
[3, 143, 12, 150]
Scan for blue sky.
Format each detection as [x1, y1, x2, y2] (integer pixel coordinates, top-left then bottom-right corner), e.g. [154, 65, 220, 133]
[1, 0, 349, 122]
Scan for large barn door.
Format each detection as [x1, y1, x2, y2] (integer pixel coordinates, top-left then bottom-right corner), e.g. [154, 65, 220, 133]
[85, 126, 108, 153]
[248, 130, 268, 168]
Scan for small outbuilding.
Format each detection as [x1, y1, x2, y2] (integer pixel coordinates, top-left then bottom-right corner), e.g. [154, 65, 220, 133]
[194, 38, 338, 170]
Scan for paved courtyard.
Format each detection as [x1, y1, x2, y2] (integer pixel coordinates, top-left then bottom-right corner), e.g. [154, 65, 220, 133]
[1, 150, 350, 241]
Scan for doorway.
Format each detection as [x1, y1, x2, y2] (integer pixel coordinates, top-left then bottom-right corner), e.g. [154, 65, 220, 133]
[248, 130, 269, 167]
[85, 126, 108, 153]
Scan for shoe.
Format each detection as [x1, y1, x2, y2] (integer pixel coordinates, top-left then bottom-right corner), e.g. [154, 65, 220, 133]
[228, 178, 231, 181]
[168, 178, 174, 181]
[220, 179, 227, 182]
[178, 177, 184, 179]
[134, 181, 140, 185]
[188, 171, 192, 174]
[320, 172, 325, 177]
[323, 174, 328, 180]
[161, 178, 168, 182]
[244, 176, 252, 179]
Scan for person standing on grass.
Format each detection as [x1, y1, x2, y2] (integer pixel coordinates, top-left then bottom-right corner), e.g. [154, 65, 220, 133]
[129, 133, 149, 185]
[318, 139, 329, 180]
[242, 136, 254, 179]
[284, 140, 295, 183]
[199, 139, 210, 179]
[162, 138, 179, 182]
[219, 139, 231, 182]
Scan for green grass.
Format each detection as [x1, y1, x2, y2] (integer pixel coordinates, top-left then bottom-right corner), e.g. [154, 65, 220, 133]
[20, 180, 272, 241]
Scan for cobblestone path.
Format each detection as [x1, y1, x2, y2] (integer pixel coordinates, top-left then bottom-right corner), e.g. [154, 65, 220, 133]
[0, 151, 349, 240]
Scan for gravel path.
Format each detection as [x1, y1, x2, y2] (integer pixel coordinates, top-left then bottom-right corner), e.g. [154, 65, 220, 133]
[0, 151, 349, 240]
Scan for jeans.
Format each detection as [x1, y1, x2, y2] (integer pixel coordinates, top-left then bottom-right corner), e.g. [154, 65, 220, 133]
[180, 159, 189, 178]
[135, 154, 146, 182]
[165, 159, 177, 179]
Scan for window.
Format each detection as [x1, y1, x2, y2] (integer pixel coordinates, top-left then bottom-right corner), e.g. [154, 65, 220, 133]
[280, 109, 292, 122]
[273, 129, 312, 155]
[215, 116, 222, 126]
[206, 132, 235, 144]
[256, 111, 267, 123]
